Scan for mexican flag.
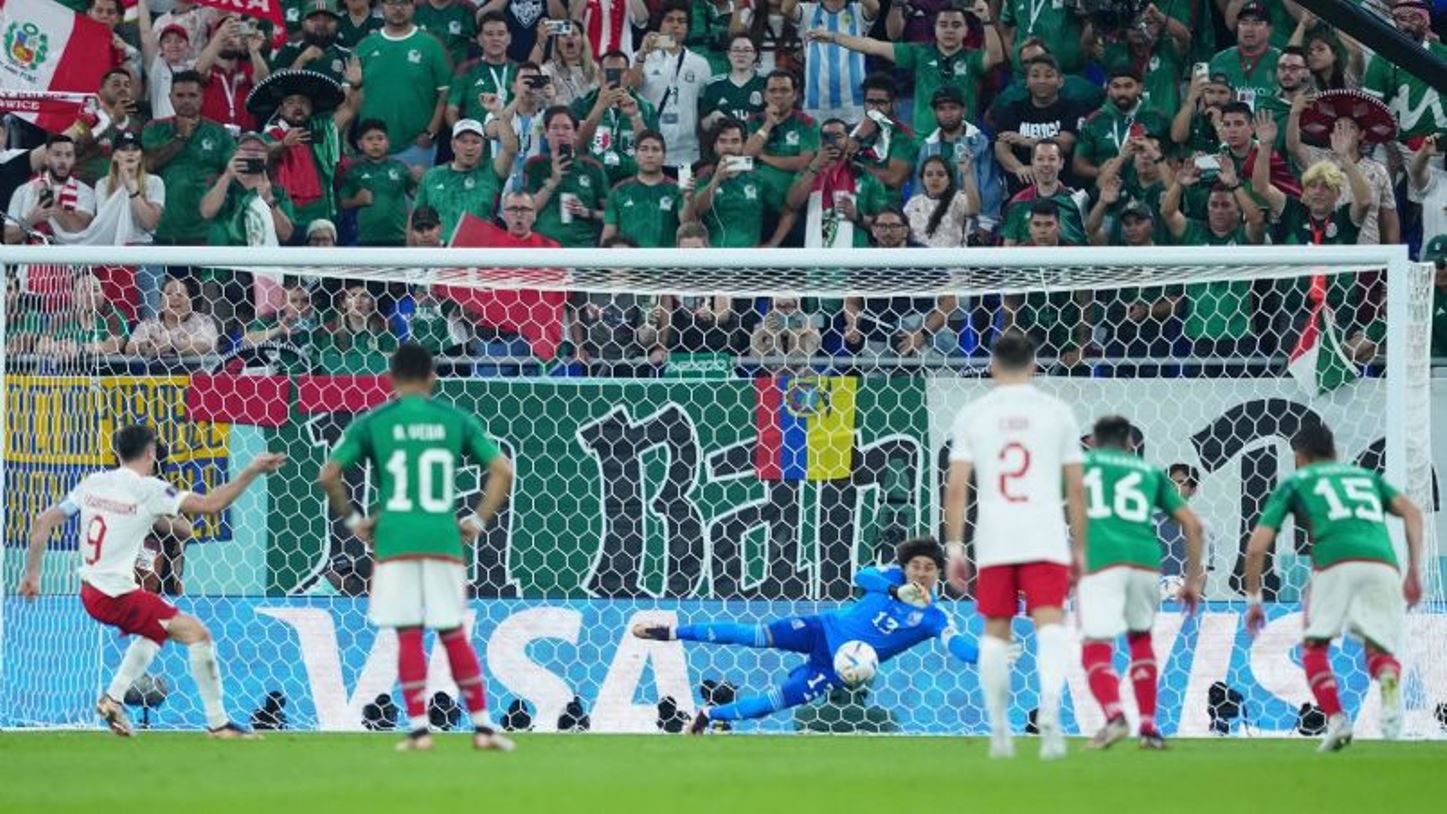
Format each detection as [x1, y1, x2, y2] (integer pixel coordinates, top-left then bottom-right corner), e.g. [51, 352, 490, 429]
[0, 0, 111, 132]
[1288, 296, 1359, 396]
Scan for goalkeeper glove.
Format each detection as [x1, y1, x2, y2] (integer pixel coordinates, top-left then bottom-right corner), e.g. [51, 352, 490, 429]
[890, 581, 932, 608]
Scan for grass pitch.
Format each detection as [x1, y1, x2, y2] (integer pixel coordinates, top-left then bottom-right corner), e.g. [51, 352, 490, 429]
[3, 732, 1444, 814]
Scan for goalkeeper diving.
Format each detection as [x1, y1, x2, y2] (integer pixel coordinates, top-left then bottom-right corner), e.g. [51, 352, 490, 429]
[632, 537, 989, 733]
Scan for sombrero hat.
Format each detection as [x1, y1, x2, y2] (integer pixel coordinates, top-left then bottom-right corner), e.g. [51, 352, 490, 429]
[246, 69, 345, 119]
[1298, 89, 1397, 147]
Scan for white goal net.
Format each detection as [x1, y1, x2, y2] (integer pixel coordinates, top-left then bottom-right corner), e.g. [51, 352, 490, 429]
[0, 244, 1440, 739]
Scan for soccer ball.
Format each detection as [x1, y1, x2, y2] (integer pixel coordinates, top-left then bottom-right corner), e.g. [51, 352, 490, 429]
[833, 641, 879, 687]
[1159, 575, 1186, 602]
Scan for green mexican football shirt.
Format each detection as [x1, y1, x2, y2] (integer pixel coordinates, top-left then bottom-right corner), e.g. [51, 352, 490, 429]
[1207, 46, 1281, 111]
[356, 28, 452, 148]
[414, 162, 507, 238]
[1000, 0, 1086, 74]
[1256, 462, 1401, 570]
[413, 0, 476, 67]
[339, 156, 418, 246]
[697, 74, 766, 124]
[603, 176, 684, 248]
[141, 118, 234, 243]
[329, 394, 502, 562]
[448, 60, 518, 121]
[747, 111, 820, 211]
[1083, 448, 1186, 572]
[892, 42, 987, 133]
[1075, 105, 1172, 172]
[524, 154, 611, 247]
[571, 91, 661, 186]
[1362, 42, 1447, 139]
[698, 166, 765, 248]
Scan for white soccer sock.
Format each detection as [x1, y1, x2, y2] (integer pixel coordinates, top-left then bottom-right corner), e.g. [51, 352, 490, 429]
[470, 709, 492, 730]
[1036, 624, 1071, 724]
[978, 635, 1012, 735]
[188, 641, 228, 729]
[106, 638, 162, 702]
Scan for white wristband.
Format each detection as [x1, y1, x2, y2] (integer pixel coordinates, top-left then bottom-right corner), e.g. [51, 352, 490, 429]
[462, 515, 485, 532]
[343, 511, 365, 532]
[1246, 591, 1263, 606]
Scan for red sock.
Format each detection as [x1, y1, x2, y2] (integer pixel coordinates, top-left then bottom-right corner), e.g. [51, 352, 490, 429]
[397, 627, 428, 726]
[1082, 641, 1122, 721]
[1128, 632, 1158, 733]
[440, 627, 487, 716]
[1301, 642, 1343, 717]
[1367, 650, 1401, 682]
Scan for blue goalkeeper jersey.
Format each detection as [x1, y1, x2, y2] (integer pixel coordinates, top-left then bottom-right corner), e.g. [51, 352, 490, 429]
[819, 566, 976, 665]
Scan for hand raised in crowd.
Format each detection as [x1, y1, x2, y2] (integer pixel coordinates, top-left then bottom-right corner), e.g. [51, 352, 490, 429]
[1176, 156, 1202, 186]
[617, 90, 639, 117]
[1215, 156, 1240, 188]
[1329, 118, 1356, 159]
[299, 44, 326, 65]
[1013, 165, 1035, 187]
[344, 56, 363, 88]
[835, 194, 858, 222]
[479, 92, 504, 117]
[176, 114, 198, 139]
[1099, 175, 1123, 205]
[281, 127, 310, 147]
[550, 149, 572, 183]
[1253, 109, 1278, 148]
[971, 0, 992, 23]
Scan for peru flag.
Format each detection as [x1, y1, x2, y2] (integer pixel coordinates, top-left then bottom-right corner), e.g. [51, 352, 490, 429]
[0, 0, 111, 132]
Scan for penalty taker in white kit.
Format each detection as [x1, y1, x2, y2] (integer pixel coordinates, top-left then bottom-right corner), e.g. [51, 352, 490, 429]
[944, 330, 1087, 760]
[19, 425, 285, 737]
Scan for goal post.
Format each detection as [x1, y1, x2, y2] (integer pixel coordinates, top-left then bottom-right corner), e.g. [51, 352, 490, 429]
[0, 243, 1439, 737]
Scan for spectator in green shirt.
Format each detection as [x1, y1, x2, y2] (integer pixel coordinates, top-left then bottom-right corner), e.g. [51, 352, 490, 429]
[339, 119, 419, 246]
[355, 0, 452, 172]
[337, 0, 382, 49]
[526, 106, 611, 247]
[142, 71, 235, 246]
[199, 132, 297, 247]
[415, 111, 517, 237]
[686, 117, 784, 248]
[1171, 69, 1234, 156]
[1207, 1, 1281, 110]
[1161, 155, 1267, 357]
[241, 281, 321, 373]
[316, 283, 400, 374]
[744, 70, 819, 217]
[1000, 0, 1088, 74]
[414, 0, 476, 68]
[809, 3, 1004, 133]
[575, 50, 660, 187]
[601, 130, 684, 248]
[786, 117, 892, 248]
[1073, 66, 1171, 184]
[1000, 139, 1088, 246]
[446, 11, 516, 127]
[271, 0, 352, 84]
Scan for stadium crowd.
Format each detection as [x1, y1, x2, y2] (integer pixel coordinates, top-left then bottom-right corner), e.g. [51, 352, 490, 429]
[3, 0, 1446, 373]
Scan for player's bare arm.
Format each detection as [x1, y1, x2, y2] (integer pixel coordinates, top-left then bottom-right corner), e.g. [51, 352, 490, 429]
[461, 454, 514, 541]
[944, 459, 973, 592]
[179, 453, 287, 516]
[1243, 524, 1276, 636]
[1387, 493, 1424, 607]
[1173, 504, 1207, 615]
[19, 505, 70, 599]
[1063, 462, 1087, 584]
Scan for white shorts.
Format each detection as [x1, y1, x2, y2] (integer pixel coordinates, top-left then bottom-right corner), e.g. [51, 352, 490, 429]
[1304, 560, 1404, 654]
[1078, 567, 1159, 640]
[369, 559, 467, 630]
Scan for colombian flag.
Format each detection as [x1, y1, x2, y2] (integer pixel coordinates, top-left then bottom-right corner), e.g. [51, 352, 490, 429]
[754, 376, 858, 481]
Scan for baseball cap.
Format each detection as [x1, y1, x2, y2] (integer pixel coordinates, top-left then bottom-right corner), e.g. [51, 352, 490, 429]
[302, 0, 340, 18]
[1424, 234, 1447, 265]
[112, 131, 141, 151]
[410, 205, 441, 230]
[1208, 72, 1234, 88]
[306, 218, 337, 238]
[453, 118, 485, 138]
[1119, 201, 1154, 222]
[931, 86, 965, 108]
[159, 23, 188, 42]
[1237, 1, 1270, 22]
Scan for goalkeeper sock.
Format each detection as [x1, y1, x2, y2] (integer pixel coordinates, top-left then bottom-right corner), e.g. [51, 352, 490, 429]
[1081, 640, 1121, 721]
[1301, 641, 1343, 717]
[1127, 632, 1158, 733]
[1367, 650, 1401, 682]
[106, 638, 162, 702]
[1035, 624, 1070, 725]
[676, 622, 768, 647]
[188, 640, 228, 729]
[978, 635, 1011, 735]
[709, 691, 784, 722]
[397, 627, 429, 729]
[439, 627, 488, 724]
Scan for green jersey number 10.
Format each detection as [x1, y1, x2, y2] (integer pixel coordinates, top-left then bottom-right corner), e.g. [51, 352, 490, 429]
[384, 448, 456, 513]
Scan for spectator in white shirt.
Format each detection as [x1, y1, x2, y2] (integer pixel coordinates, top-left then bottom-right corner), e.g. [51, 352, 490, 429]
[1409, 134, 1444, 261]
[631, 1, 712, 170]
[5, 135, 96, 244]
[138, 3, 197, 120]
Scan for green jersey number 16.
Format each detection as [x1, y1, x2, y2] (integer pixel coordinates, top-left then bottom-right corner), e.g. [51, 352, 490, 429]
[1083, 468, 1151, 523]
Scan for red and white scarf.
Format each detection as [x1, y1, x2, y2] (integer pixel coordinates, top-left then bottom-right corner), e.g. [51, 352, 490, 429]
[583, 0, 630, 59]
